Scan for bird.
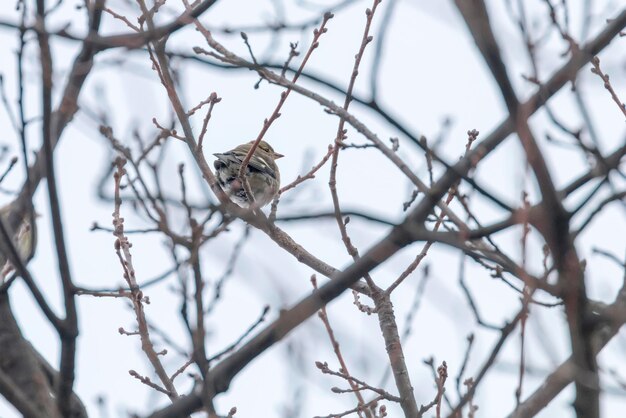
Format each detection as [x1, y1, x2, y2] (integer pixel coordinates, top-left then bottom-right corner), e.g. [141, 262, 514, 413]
[0, 201, 37, 279]
[213, 140, 283, 208]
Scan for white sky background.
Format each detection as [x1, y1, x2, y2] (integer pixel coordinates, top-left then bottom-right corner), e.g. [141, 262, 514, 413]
[0, 0, 625, 417]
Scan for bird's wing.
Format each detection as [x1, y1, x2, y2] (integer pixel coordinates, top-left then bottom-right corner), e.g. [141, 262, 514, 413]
[213, 152, 240, 166]
[213, 151, 276, 179]
[246, 154, 277, 179]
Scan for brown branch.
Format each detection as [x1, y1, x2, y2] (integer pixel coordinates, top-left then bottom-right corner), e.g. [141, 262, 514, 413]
[447, 308, 525, 418]
[455, 334, 475, 399]
[206, 306, 269, 364]
[278, 144, 334, 195]
[386, 131, 477, 295]
[435, 361, 448, 418]
[171, 358, 194, 383]
[112, 157, 179, 400]
[103, 6, 140, 32]
[275, 209, 395, 227]
[190, 244, 210, 385]
[314, 395, 385, 418]
[0, 355, 48, 418]
[95, 0, 220, 51]
[129, 370, 172, 396]
[237, 12, 334, 206]
[312, 276, 369, 417]
[590, 55, 626, 120]
[0, 293, 60, 417]
[315, 361, 400, 402]
[195, 92, 221, 151]
[0, 157, 18, 185]
[35, 0, 86, 413]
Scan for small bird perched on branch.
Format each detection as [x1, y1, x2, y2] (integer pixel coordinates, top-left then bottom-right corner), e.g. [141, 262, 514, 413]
[213, 140, 283, 208]
[0, 201, 37, 279]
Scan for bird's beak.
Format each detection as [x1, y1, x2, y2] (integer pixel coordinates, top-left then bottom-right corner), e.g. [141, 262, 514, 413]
[273, 152, 284, 159]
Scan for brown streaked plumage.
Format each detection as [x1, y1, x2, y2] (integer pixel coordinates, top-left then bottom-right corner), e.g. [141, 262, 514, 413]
[213, 140, 283, 208]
